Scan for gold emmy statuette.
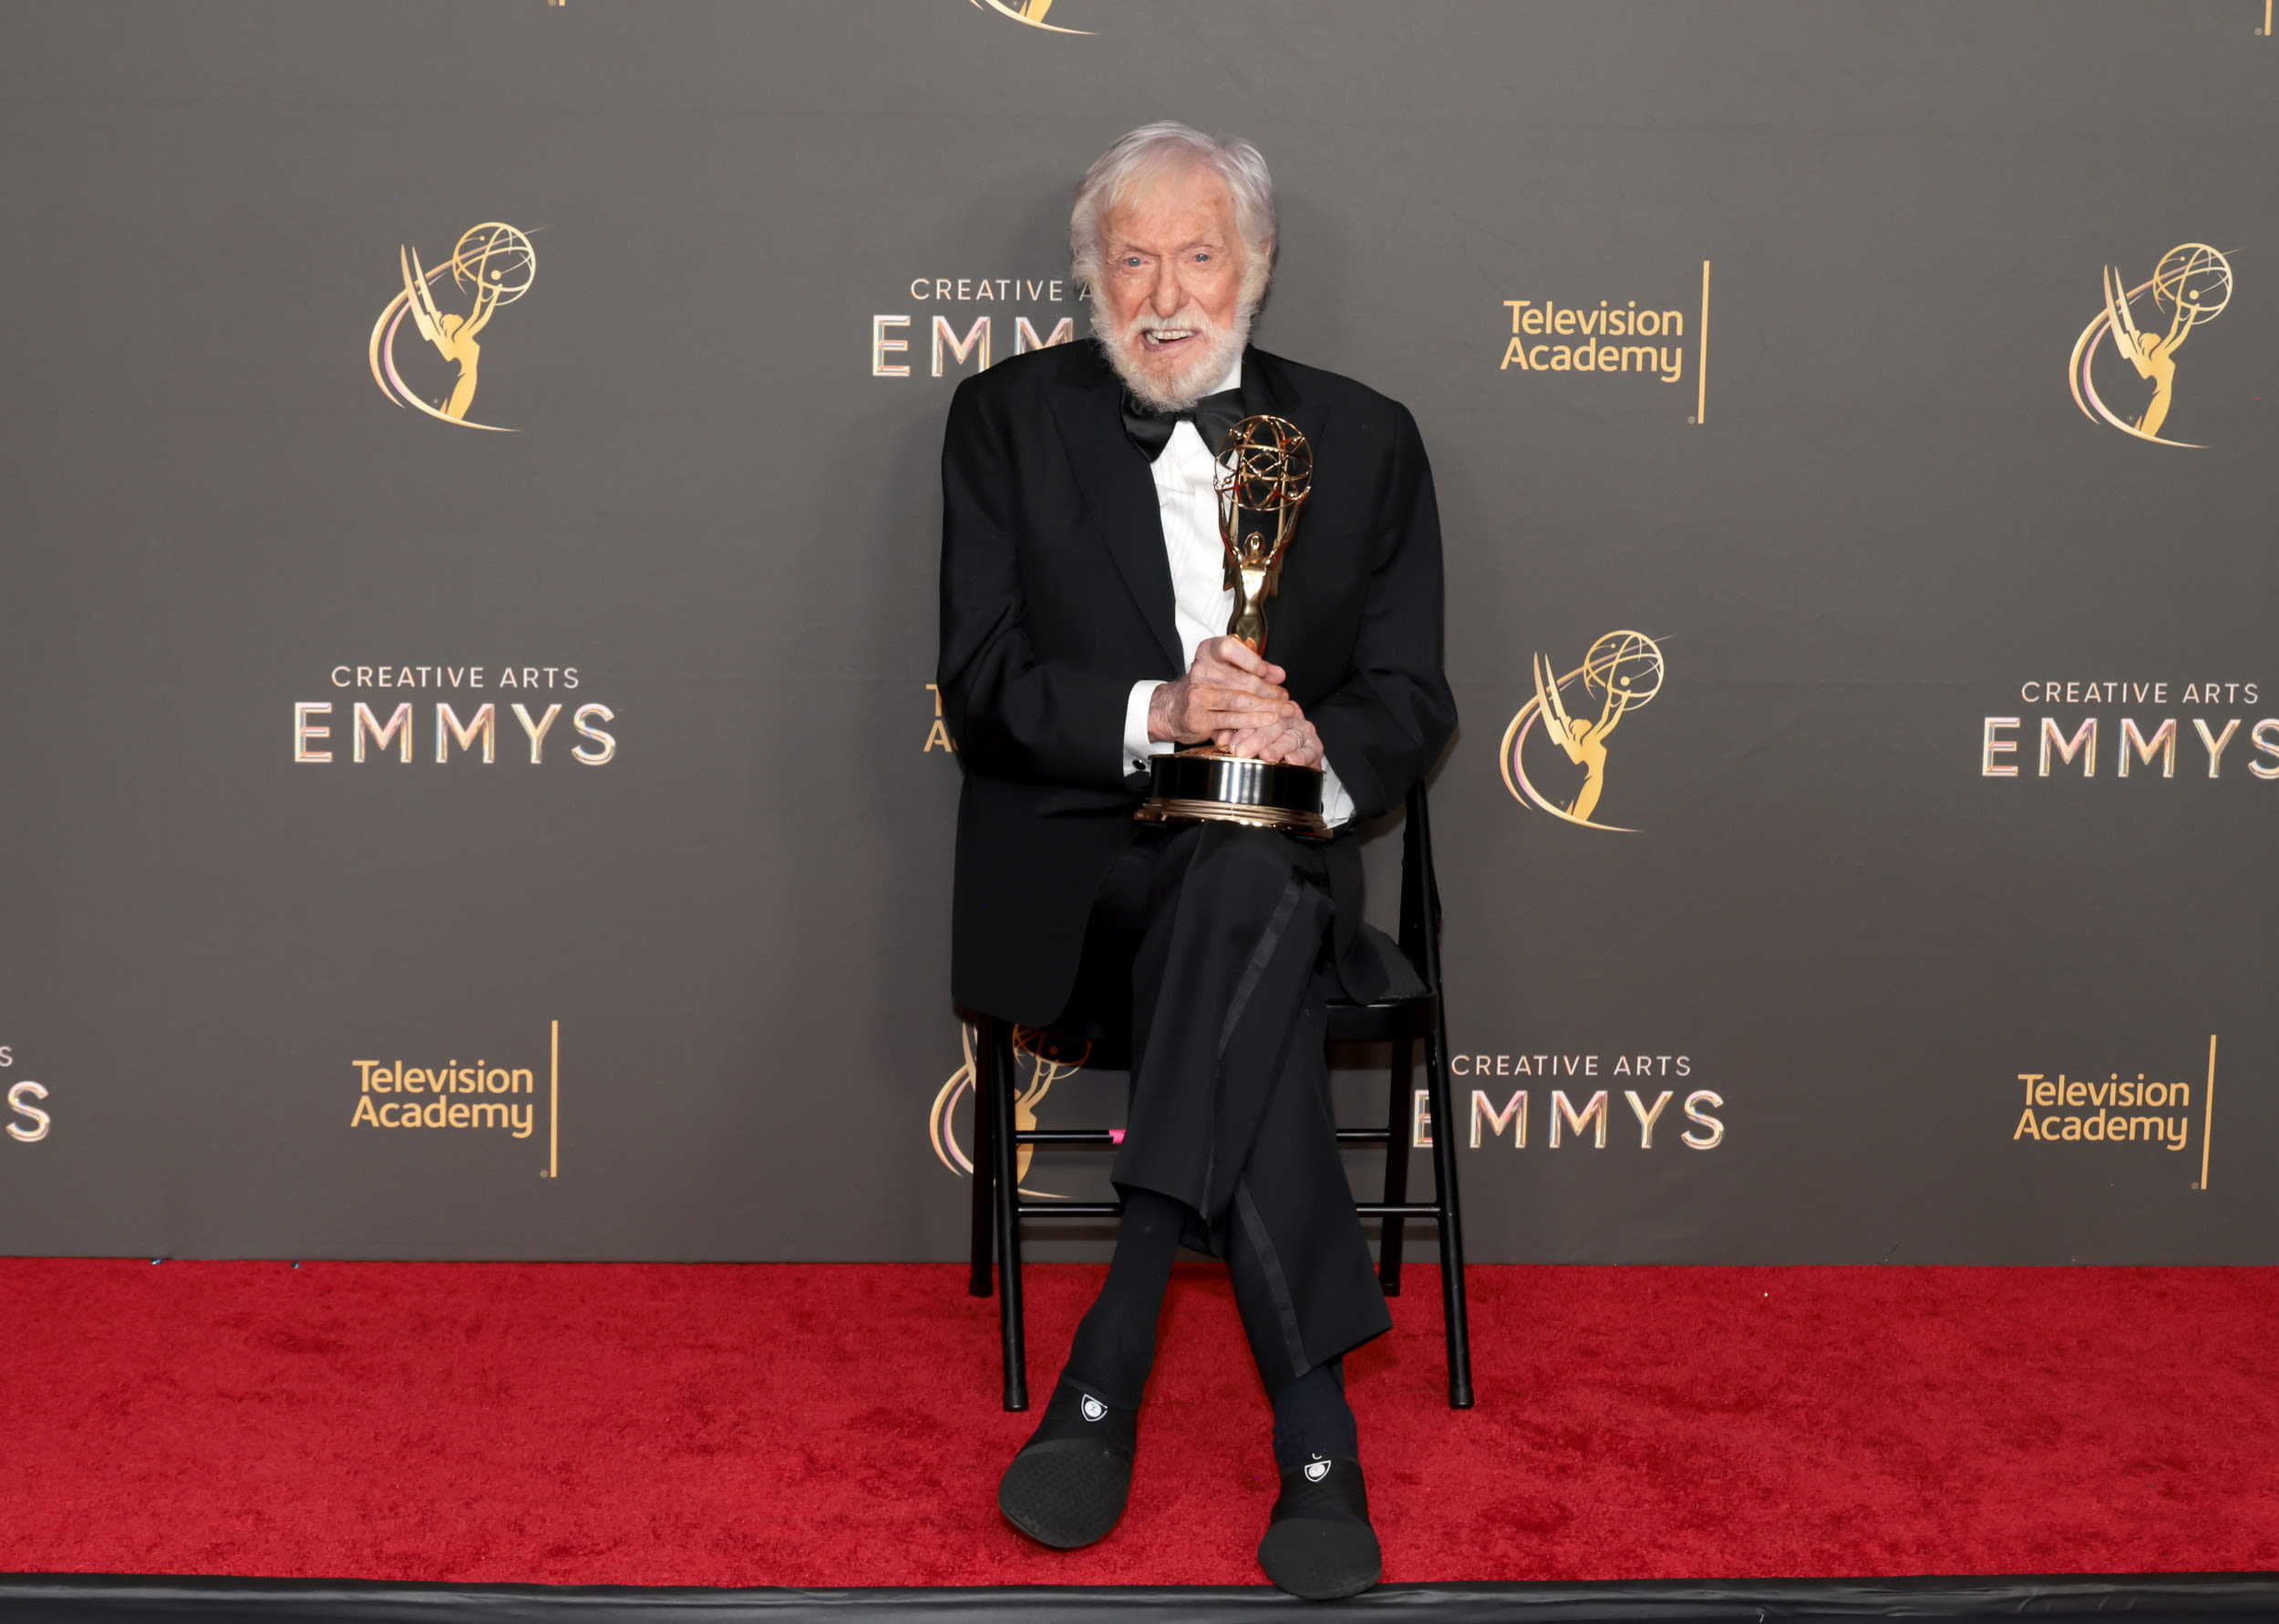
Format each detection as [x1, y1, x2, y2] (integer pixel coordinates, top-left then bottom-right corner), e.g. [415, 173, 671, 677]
[1136, 414, 1329, 838]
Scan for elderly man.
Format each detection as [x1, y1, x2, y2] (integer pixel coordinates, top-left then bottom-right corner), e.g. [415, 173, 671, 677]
[936, 122, 1454, 1599]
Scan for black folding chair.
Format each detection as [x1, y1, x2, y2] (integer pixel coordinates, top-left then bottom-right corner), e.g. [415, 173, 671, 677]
[966, 783, 1472, 1412]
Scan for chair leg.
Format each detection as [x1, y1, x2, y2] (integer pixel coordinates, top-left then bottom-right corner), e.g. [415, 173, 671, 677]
[1377, 1033, 1413, 1296]
[1424, 1003, 1473, 1409]
[968, 1023, 994, 1300]
[989, 1016, 1030, 1412]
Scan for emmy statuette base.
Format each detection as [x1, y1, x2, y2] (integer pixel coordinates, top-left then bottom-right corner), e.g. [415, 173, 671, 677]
[1136, 749, 1331, 839]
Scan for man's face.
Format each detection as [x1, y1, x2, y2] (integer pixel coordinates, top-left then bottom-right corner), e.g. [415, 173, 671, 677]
[1096, 161, 1256, 411]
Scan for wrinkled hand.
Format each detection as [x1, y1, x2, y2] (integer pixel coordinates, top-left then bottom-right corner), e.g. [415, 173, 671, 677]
[1148, 636, 1294, 745]
[1216, 713, 1325, 767]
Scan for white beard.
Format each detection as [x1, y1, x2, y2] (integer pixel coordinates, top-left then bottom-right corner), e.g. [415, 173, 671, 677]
[1098, 301, 1253, 413]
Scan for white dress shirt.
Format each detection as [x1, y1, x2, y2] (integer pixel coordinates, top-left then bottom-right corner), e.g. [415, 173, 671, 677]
[1119, 355, 1356, 827]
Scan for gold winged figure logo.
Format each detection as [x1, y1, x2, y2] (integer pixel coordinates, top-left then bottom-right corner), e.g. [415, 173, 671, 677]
[369, 222, 537, 431]
[1501, 632, 1666, 830]
[2068, 243, 2233, 447]
[929, 1024, 1094, 1195]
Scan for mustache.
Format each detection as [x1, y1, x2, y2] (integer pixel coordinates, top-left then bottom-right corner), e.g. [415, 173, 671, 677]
[1128, 313, 1219, 341]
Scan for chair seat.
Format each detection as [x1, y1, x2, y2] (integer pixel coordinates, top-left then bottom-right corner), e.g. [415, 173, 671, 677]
[1325, 922, 1432, 1041]
[1338, 921, 1429, 1003]
[1325, 998, 1432, 1043]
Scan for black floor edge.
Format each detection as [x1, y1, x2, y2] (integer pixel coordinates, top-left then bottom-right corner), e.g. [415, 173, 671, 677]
[2, 1573, 2277, 1624]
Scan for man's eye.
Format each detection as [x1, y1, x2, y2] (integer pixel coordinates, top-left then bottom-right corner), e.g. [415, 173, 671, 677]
[1124, 256, 1144, 268]
[1192, 252, 1211, 263]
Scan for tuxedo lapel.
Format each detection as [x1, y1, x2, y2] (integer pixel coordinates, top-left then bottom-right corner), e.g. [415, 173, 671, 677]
[1239, 347, 1330, 489]
[1049, 354, 1183, 673]
[1238, 344, 1297, 424]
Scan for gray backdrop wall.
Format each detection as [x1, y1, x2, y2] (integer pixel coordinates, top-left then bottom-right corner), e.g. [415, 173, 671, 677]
[2, 0, 2273, 1264]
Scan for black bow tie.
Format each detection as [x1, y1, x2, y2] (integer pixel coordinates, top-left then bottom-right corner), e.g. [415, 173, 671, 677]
[1122, 387, 1245, 462]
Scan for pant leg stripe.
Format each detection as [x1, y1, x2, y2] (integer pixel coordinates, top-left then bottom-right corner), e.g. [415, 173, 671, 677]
[1234, 1180, 1311, 1384]
[1217, 875, 1305, 1058]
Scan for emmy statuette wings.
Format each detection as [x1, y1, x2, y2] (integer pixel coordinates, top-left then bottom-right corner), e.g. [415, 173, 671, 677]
[1135, 414, 1330, 838]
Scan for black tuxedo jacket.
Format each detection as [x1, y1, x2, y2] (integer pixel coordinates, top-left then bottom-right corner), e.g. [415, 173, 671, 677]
[937, 339, 1457, 1025]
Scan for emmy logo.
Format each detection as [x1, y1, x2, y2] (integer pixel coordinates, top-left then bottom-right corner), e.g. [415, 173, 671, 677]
[967, 0, 1097, 34]
[1500, 631, 1666, 831]
[368, 222, 538, 432]
[2068, 243, 2233, 447]
[930, 1024, 1093, 1195]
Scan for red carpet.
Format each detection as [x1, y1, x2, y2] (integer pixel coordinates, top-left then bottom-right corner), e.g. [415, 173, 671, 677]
[3, 1259, 2275, 1587]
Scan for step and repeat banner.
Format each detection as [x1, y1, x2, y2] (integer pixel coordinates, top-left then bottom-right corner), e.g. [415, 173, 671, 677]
[1, 1, 2273, 1264]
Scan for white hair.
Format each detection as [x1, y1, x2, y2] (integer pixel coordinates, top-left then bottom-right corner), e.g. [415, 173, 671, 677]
[1069, 121, 1277, 313]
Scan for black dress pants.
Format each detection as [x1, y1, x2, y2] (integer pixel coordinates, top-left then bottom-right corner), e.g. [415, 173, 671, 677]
[1070, 819, 1393, 1395]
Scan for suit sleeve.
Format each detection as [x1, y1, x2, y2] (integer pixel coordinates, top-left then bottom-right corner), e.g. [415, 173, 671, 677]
[1306, 402, 1459, 820]
[936, 376, 1138, 792]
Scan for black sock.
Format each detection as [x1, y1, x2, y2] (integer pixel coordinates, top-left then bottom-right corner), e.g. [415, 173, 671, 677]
[1059, 1187, 1188, 1409]
[1272, 1358, 1358, 1471]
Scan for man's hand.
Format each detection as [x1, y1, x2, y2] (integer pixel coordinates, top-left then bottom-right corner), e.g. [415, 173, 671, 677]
[1149, 636, 1294, 745]
[1215, 714, 1325, 767]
